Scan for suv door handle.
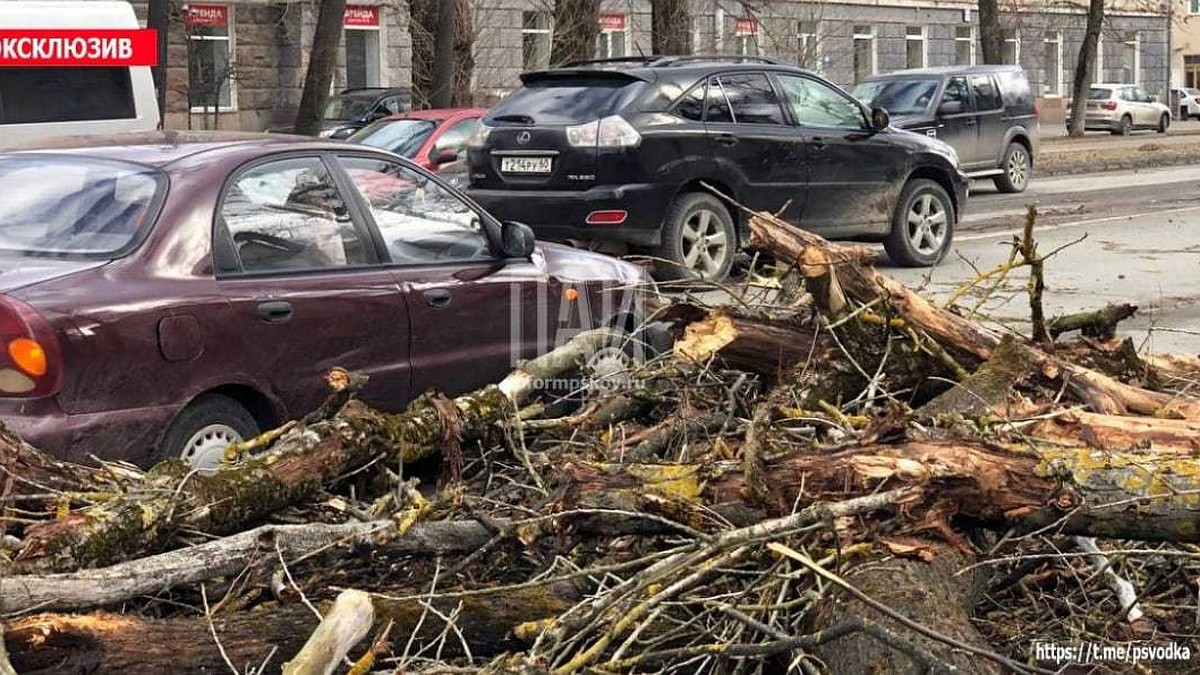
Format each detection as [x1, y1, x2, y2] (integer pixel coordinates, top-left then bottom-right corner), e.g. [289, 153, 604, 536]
[256, 301, 293, 324]
[965, 118, 978, 127]
[423, 288, 452, 309]
[811, 138, 827, 150]
[714, 133, 738, 147]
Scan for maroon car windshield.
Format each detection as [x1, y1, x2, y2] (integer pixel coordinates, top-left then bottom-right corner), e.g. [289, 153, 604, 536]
[0, 156, 165, 258]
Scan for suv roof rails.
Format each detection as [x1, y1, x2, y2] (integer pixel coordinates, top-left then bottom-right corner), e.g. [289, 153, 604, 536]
[560, 54, 783, 69]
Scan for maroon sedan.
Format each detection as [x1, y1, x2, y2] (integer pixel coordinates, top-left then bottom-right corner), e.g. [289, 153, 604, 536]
[0, 132, 646, 468]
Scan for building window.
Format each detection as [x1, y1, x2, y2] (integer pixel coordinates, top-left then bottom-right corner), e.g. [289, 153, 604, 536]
[853, 25, 875, 83]
[1002, 29, 1019, 65]
[905, 26, 926, 69]
[1186, 55, 1200, 88]
[522, 11, 552, 70]
[797, 20, 820, 70]
[185, 3, 234, 111]
[734, 16, 758, 56]
[596, 13, 627, 58]
[1044, 31, 1062, 96]
[1094, 35, 1104, 83]
[1122, 33, 1139, 84]
[954, 26, 974, 66]
[1192, 0, 1200, 14]
[344, 5, 381, 89]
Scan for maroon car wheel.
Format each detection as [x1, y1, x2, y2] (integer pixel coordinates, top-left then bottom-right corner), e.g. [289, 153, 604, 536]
[157, 395, 259, 470]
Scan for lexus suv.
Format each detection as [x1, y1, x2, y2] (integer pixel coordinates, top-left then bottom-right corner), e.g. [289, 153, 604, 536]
[854, 65, 1037, 193]
[467, 56, 968, 279]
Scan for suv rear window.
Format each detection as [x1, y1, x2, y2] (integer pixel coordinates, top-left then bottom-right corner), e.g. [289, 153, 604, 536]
[0, 67, 136, 124]
[489, 75, 644, 124]
[1088, 88, 1113, 100]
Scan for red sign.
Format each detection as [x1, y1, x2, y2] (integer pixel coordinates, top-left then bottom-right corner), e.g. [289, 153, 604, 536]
[0, 30, 159, 66]
[184, 4, 228, 28]
[344, 5, 380, 27]
[599, 13, 625, 31]
[734, 17, 758, 37]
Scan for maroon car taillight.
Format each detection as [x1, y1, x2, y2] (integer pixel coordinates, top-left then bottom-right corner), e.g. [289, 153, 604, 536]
[0, 295, 62, 398]
[1103, 101, 1118, 111]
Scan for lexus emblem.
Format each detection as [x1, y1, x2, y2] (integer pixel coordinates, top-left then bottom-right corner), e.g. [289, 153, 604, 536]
[516, 131, 532, 144]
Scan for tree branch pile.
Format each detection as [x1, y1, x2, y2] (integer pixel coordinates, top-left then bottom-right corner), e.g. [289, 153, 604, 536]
[4, 212, 1200, 674]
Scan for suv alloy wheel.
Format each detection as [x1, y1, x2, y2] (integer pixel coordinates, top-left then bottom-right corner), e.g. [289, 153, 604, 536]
[884, 179, 955, 267]
[656, 193, 736, 280]
[994, 142, 1030, 193]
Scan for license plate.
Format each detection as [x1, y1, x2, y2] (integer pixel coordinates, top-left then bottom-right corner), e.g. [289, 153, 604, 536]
[501, 156, 552, 174]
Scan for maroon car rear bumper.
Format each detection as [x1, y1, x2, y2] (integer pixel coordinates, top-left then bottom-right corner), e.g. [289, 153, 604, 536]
[0, 397, 178, 466]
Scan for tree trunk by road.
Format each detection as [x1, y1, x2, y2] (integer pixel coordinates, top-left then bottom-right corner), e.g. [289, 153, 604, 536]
[1069, 0, 1106, 138]
[294, 0, 347, 136]
[429, 0, 456, 108]
[411, 0, 474, 107]
[550, 0, 601, 66]
[146, 0, 170, 121]
[652, 0, 691, 56]
[977, 0, 1002, 64]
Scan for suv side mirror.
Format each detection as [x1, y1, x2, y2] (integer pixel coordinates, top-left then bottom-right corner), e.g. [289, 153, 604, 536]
[870, 107, 890, 131]
[938, 100, 965, 116]
[431, 147, 458, 167]
[500, 221, 536, 258]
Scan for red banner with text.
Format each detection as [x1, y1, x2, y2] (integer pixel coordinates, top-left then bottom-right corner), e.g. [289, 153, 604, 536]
[0, 30, 159, 67]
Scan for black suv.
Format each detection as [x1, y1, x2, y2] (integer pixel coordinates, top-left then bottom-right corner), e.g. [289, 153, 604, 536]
[853, 65, 1037, 193]
[467, 56, 967, 279]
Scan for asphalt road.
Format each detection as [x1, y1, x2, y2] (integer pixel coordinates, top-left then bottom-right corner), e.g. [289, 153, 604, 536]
[881, 163, 1200, 355]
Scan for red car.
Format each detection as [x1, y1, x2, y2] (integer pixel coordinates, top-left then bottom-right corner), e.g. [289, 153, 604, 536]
[0, 132, 646, 469]
[348, 108, 485, 171]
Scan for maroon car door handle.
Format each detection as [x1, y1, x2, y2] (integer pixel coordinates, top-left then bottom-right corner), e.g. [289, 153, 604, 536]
[423, 288, 452, 309]
[256, 301, 294, 324]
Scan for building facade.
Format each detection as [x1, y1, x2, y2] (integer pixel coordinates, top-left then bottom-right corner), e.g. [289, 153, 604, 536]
[1173, 0, 1200, 89]
[131, 0, 1169, 131]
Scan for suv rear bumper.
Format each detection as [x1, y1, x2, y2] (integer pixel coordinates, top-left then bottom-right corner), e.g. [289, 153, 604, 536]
[469, 183, 675, 248]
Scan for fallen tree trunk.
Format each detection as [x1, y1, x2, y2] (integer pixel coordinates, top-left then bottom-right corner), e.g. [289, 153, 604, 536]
[6, 583, 583, 674]
[15, 329, 622, 572]
[747, 213, 1200, 419]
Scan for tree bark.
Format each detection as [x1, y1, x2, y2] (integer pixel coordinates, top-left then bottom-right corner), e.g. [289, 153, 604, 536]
[294, 0, 347, 136]
[1069, 0, 1105, 138]
[977, 0, 1002, 64]
[146, 0, 170, 122]
[6, 584, 581, 674]
[429, 0, 456, 108]
[550, 0, 601, 67]
[652, 0, 691, 56]
[282, 590, 373, 675]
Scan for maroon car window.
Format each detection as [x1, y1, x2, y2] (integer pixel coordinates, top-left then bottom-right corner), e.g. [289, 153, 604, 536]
[0, 155, 162, 257]
[219, 157, 371, 273]
[338, 156, 493, 264]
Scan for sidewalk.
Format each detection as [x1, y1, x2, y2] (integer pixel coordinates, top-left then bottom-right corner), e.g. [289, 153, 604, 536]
[1038, 118, 1200, 143]
[1033, 119, 1200, 176]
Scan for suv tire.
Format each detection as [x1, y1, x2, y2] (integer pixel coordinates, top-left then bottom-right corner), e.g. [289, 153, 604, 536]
[993, 141, 1030, 193]
[884, 179, 954, 268]
[656, 192, 736, 281]
[156, 394, 260, 470]
[1115, 115, 1133, 136]
[1158, 113, 1170, 134]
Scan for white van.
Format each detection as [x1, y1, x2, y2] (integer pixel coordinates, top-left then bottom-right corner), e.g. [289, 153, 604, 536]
[0, 1, 159, 147]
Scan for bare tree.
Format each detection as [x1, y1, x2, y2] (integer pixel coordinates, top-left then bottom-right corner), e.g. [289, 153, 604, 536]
[652, 0, 691, 56]
[146, 0, 170, 121]
[430, 0, 455, 107]
[978, 0, 1003, 64]
[411, 0, 475, 107]
[294, 0, 347, 136]
[550, 0, 601, 66]
[1068, 0, 1105, 137]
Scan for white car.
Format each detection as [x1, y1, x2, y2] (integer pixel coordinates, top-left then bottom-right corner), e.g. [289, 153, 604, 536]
[1068, 84, 1172, 136]
[1172, 87, 1200, 120]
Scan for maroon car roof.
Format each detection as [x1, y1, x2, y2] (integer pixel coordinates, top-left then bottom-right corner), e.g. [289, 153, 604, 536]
[2, 131, 362, 168]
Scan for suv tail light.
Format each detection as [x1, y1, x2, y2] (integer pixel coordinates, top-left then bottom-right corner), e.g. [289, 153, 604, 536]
[1103, 100, 1118, 111]
[467, 124, 493, 148]
[0, 295, 62, 398]
[565, 115, 641, 148]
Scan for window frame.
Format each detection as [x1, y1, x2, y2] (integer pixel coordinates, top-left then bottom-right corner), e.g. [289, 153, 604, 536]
[330, 151, 506, 268]
[796, 20, 822, 72]
[521, 11, 553, 71]
[186, 4, 238, 114]
[212, 152, 385, 279]
[954, 26, 976, 67]
[852, 25, 877, 84]
[1122, 32, 1140, 85]
[1044, 31, 1063, 97]
[1001, 29, 1020, 66]
[596, 14, 628, 59]
[905, 26, 927, 70]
